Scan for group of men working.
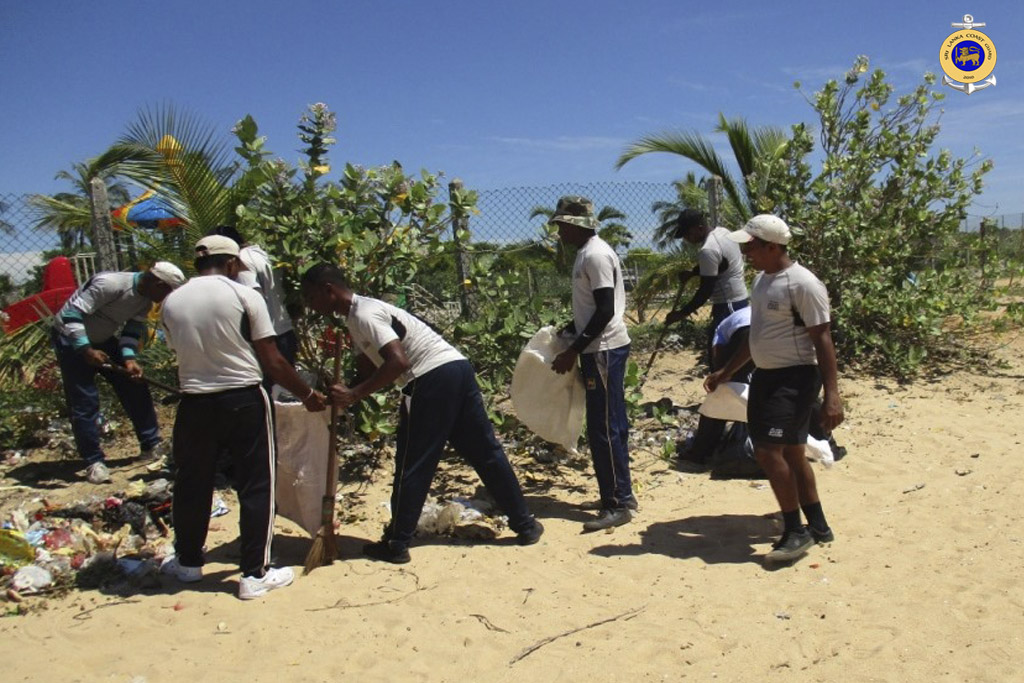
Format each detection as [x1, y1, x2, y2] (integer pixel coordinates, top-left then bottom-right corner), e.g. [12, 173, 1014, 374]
[49, 193, 843, 599]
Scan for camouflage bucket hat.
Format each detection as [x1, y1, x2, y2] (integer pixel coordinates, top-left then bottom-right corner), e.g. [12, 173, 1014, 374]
[550, 195, 599, 230]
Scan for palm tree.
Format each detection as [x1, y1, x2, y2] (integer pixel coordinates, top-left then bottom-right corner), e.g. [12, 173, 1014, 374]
[616, 113, 789, 223]
[30, 159, 134, 250]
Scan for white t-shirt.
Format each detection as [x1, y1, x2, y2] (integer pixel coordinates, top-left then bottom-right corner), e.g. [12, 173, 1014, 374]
[698, 227, 748, 304]
[161, 275, 276, 393]
[346, 295, 464, 387]
[571, 235, 630, 353]
[237, 245, 293, 335]
[749, 262, 830, 369]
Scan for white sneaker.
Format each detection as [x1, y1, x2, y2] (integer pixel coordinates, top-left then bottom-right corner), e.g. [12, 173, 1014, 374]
[86, 461, 112, 484]
[160, 555, 203, 583]
[238, 566, 294, 600]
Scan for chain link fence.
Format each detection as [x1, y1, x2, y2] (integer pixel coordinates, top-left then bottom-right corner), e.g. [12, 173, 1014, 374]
[3, 186, 1023, 308]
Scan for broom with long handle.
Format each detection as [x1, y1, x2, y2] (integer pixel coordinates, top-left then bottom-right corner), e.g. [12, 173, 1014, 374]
[640, 278, 690, 387]
[304, 329, 344, 574]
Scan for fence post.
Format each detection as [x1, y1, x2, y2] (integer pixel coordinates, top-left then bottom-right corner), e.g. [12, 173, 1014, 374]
[448, 178, 473, 318]
[707, 176, 722, 228]
[88, 178, 118, 271]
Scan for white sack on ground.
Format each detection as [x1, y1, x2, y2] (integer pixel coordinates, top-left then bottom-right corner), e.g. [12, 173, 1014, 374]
[698, 382, 749, 422]
[275, 401, 331, 536]
[510, 326, 586, 453]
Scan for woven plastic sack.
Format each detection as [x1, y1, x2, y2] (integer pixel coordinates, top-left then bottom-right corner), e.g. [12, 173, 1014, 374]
[274, 401, 331, 536]
[510, 326, 585, 453]
[697, 381, 749, 422]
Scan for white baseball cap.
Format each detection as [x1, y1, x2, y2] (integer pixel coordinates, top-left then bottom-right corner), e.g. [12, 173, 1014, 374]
[727, 214, 792, 246]
[149, 261, 186, 289]
[195, 235, 240, 257]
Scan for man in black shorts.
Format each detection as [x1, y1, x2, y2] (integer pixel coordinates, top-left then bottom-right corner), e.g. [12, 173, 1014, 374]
[705, 215, 844, 564]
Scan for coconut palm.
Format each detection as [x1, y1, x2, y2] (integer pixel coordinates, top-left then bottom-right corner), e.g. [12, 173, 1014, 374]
[29, 157, 136, 250]
[616, 114, 789, 223]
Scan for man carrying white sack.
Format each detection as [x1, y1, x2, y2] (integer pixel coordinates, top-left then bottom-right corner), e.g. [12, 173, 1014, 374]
[550, 195, 637, 532]
[705, 215, 843, 564]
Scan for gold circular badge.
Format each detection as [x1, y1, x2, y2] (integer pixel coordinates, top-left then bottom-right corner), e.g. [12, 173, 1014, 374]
[940, 28, 997, 82]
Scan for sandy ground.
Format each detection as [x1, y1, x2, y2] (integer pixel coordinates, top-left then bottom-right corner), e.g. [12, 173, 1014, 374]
[2, 334, 1023, 682]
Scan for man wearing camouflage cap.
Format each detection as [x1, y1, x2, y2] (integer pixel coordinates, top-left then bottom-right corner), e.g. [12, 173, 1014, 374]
[51, 261, 185, 483]
[550, 196, 637, 531]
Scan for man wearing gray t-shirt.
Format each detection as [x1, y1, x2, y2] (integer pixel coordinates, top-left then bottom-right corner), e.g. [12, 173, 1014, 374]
[705, 215, 844, 565]
[666, 209, 749, 359]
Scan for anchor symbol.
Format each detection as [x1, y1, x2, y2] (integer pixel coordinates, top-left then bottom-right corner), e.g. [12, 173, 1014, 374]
[942, 74, 996, 95]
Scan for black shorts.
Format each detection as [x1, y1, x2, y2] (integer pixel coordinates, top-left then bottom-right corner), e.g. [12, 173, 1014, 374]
[747, 365, 821, 445]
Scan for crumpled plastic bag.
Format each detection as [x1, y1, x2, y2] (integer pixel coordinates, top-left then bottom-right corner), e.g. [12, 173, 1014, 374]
[698, 382, 749, 422]
[510, 326, 586, 452]
[416, 498, 502, 540]
[805, 435, 835, 468]
[274, 401, 331, 536]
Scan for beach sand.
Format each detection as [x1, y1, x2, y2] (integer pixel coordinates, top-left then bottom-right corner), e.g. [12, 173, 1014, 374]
[2, 334, 1023, 682]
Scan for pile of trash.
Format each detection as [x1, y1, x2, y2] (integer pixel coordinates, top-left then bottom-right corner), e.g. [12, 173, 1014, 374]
[415, 496, 507, 540]
[0, 479, 178, 609]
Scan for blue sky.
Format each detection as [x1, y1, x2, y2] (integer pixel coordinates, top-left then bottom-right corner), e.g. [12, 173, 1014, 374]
[2, 1, 1021, 219]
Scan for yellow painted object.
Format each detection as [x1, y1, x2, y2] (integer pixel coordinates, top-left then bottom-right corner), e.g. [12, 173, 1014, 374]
[0, 529, 36, 567]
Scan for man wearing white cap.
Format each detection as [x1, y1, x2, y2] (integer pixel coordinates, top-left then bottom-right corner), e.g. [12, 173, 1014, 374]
[705, 214, 844, 564]
[51, 261, 185, 484]
[159, 235, 326, 599]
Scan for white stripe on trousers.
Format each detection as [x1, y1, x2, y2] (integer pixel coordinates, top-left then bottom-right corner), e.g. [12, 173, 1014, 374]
[258, 386, 277, 569]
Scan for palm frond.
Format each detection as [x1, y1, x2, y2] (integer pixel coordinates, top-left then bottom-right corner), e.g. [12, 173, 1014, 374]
[117, 104, 239, 235]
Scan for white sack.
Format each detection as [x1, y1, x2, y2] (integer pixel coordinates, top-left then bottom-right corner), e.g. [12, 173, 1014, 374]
[698, 382, 749, 422]
[274, 401, 331, 536]
[510, 326, 586, 453]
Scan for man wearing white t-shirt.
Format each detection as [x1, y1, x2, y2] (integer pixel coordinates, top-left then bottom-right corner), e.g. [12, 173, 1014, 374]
[210, 226, 298, 370]
[550, 196, 636, 532]
[705, 215, 844, 564]
[301, 263, 543, 564]
[159, 236, 326, 600]
[665, 209, 749, 360]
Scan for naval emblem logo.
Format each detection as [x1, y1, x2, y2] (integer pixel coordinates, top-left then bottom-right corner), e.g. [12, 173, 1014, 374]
[939, 14, 997, 95]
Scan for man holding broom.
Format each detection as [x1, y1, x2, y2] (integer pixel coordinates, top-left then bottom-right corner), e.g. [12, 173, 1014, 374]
[51, 261, 185, 484]
[664, 208, 749, 360]
[159, 236, 326, 600]
[301, 263, 543, 564]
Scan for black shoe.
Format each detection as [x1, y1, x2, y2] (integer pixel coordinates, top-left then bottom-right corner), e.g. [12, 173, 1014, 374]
[582, 508, 632, 533]
[765, 529, 814, 563]
[363, 540, 411, 564]
[809, 525, 835, 544]
[621, 497, 639, 511]
[516, 520, 544, 546]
